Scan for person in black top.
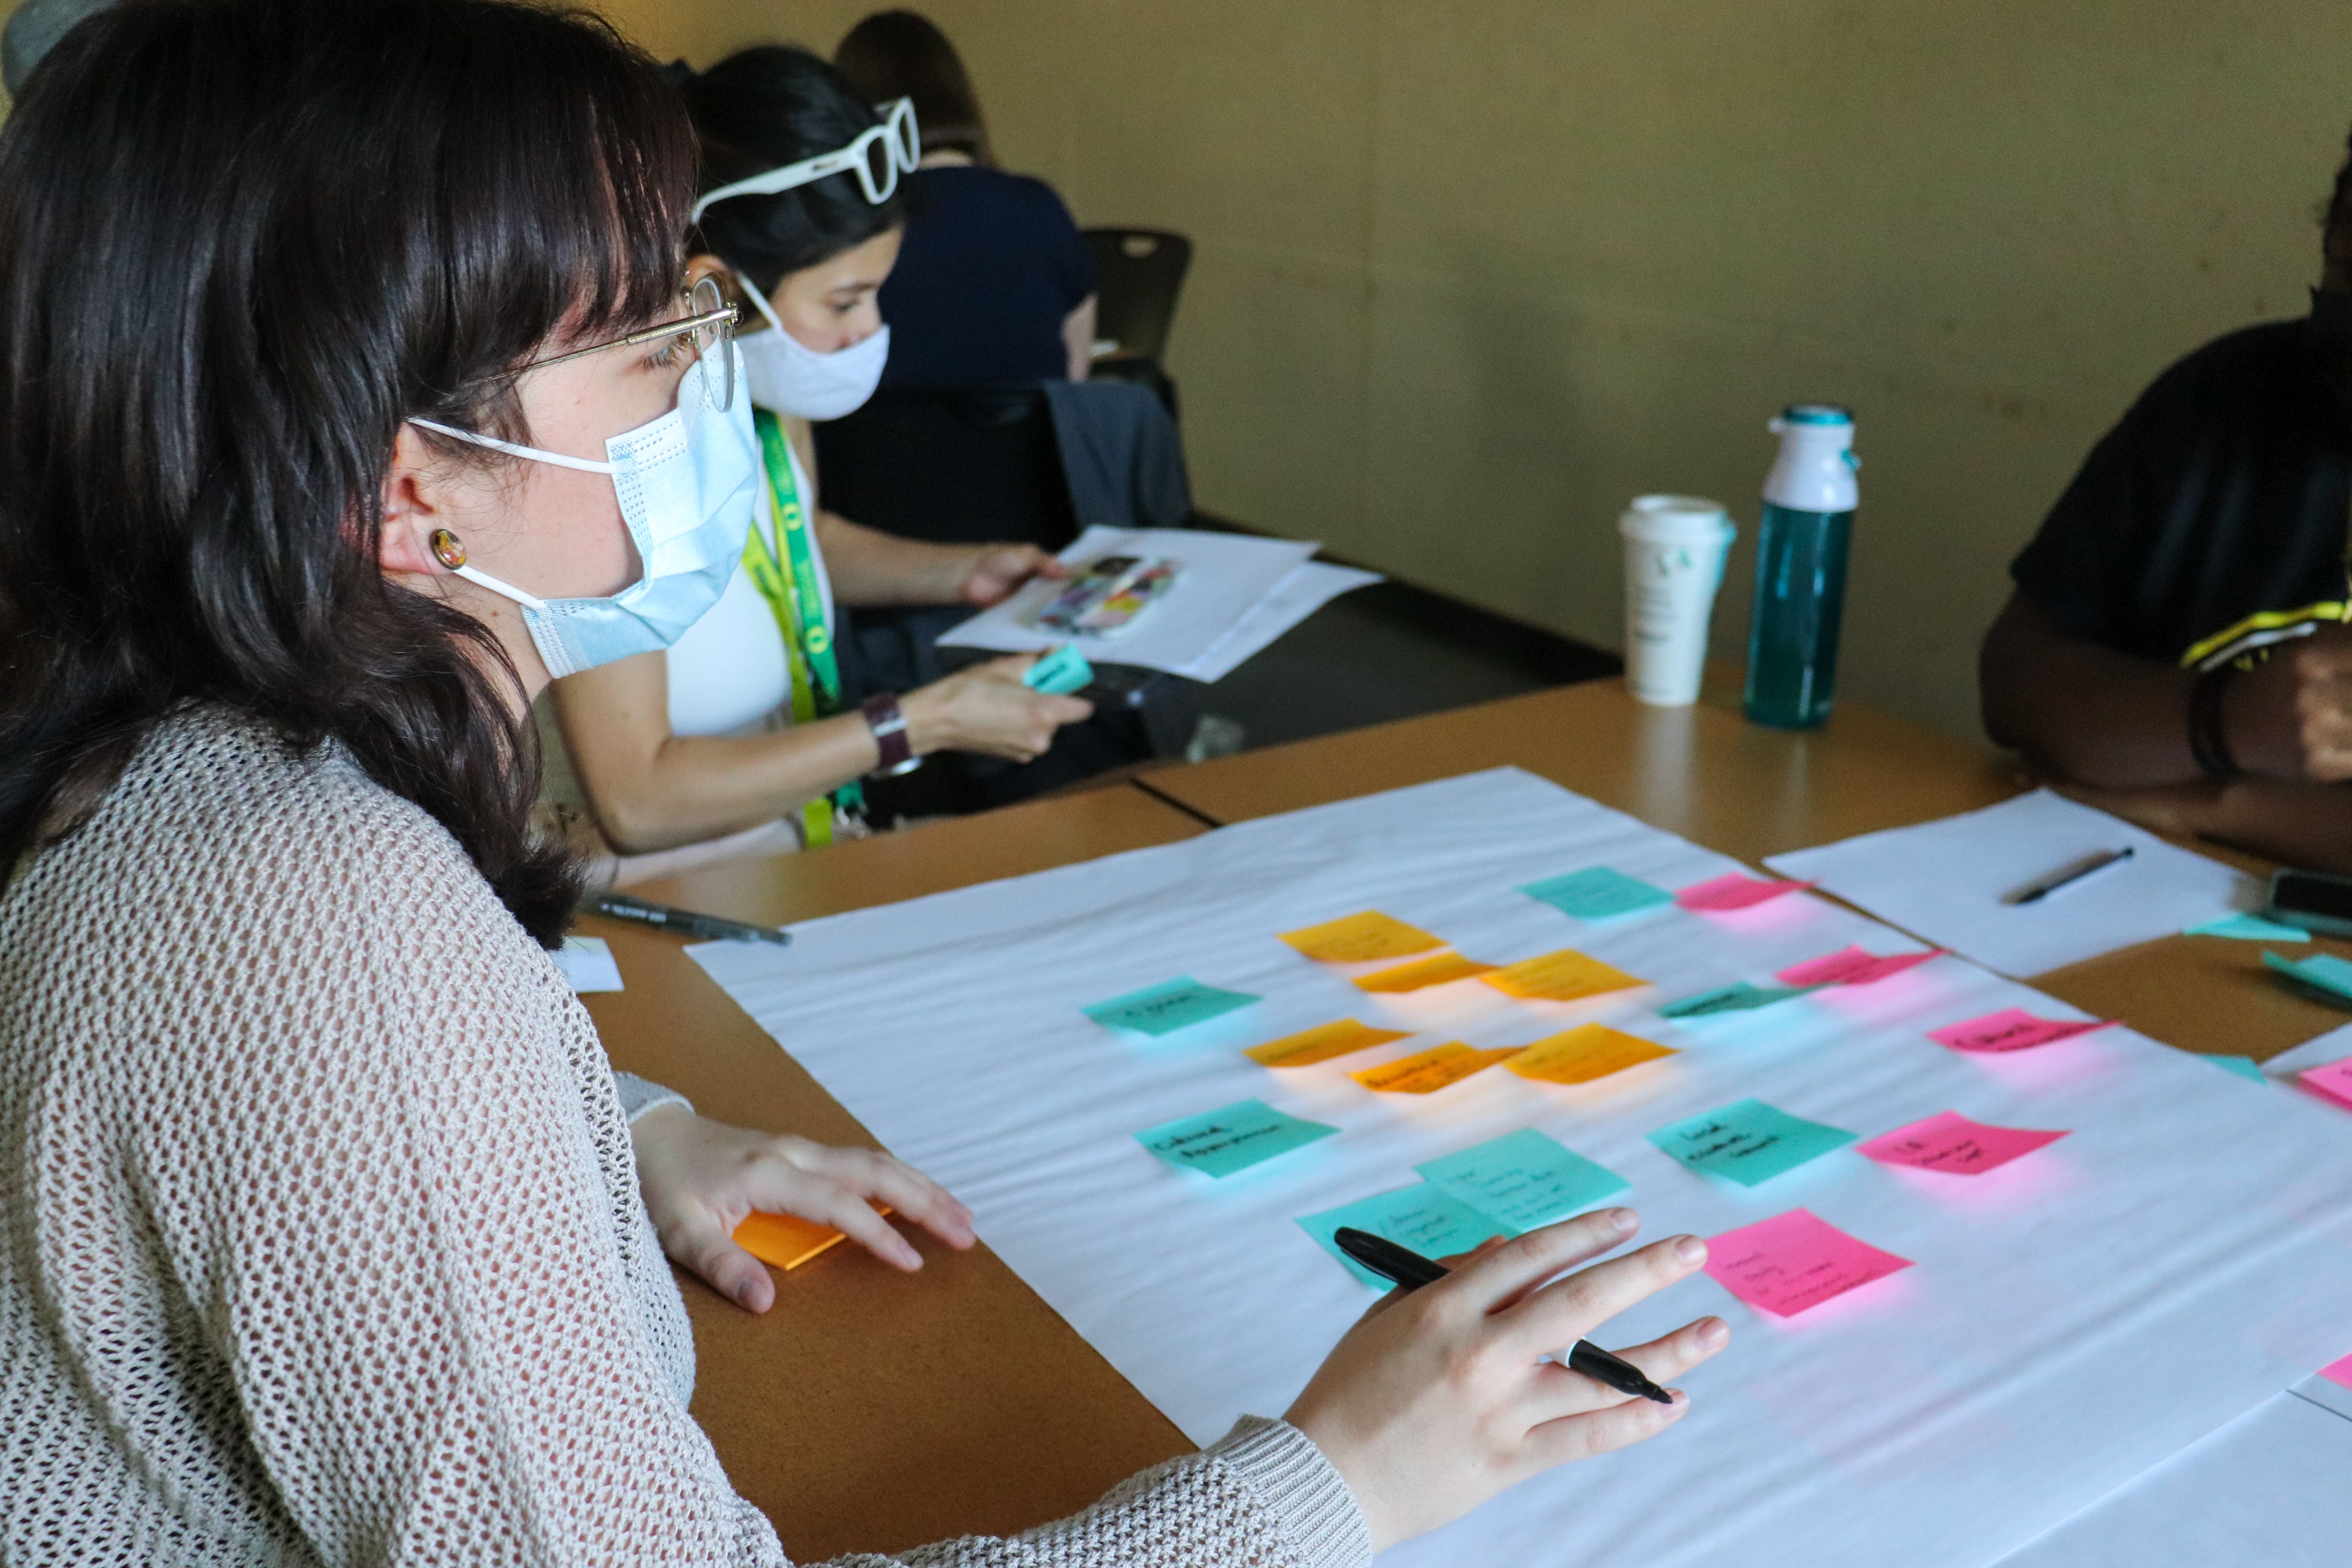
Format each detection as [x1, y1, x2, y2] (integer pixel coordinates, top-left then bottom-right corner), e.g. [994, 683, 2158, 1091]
[1982, 129, 2352, 871]
[835, 10, 1097, 388]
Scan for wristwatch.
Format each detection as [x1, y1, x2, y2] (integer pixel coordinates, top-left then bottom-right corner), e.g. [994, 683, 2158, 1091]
[860, 691, 921, 778]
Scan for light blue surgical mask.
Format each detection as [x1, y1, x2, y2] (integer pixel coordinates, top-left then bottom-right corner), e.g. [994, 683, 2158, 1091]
[412, 346, 758, 678]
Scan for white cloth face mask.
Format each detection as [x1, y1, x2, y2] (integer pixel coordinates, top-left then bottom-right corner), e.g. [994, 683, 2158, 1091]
[735, 278, 890, 420]
[409, 345, 758, 678]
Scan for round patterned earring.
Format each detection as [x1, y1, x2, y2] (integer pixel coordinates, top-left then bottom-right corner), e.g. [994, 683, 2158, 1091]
[428, 529, 467, 570]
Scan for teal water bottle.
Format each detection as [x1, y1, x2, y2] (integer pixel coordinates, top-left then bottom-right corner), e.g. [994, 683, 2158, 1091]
[1742, 404, 1858, 729]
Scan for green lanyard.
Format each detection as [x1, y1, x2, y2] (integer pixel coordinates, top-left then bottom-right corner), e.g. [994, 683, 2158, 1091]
[745, 410, 861, 844]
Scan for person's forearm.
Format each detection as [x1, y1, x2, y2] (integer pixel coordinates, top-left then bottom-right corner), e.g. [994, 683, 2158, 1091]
[2203, 778, 2352, 873]
[1063, 294, 1097, 383]
[1980, 596, 2203, 788]
[583, 715, 879, 855]
[811, 510, 972, 606]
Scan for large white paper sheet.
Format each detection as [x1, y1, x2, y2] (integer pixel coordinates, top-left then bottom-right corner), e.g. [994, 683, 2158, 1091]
[691, 770, 2352, 1568]
[1994, 1392, 2352, 1566]
[936, 526, 1318, 675]
[1764, 789, 2253, 976]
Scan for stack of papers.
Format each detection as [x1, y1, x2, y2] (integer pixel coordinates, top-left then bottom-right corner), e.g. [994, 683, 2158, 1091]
[936, 525, 1380, 682]
[1764, 790, 2254, 976]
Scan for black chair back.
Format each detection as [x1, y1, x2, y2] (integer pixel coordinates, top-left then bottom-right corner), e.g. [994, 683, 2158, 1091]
[813, 385, 1078, 552]
[1083, 228, 1192, 363]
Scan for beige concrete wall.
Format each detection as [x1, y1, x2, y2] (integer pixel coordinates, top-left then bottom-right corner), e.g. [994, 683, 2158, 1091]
[13, 1, 2349, 737]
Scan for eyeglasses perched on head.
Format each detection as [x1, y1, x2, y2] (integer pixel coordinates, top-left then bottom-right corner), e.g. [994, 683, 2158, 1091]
[691, 98, 921, 220]
[505, 273, 740, 412]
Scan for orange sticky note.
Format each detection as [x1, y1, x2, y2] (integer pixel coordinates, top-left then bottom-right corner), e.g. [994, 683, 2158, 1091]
[1351, 1042, 1519, 1094]
[733, 1203, 892, 1271]
[1506, 1022, 1676, 1084]
[1354, 951, 1497, 993]
[1483, 947, 1646, 1003]
[1246, 1019, 1412, 1067]
[1278, 910, 1446, 964]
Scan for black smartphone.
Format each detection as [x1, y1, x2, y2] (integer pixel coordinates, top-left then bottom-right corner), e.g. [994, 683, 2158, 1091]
[2264, 868, 2352, 938]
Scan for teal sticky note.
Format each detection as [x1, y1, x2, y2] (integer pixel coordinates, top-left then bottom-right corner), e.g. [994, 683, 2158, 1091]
[1659, 981, 1817, 1018]
[1414, 1128, 1630, 1234]
[2208, 1055, 2268, 1083]
[2187, 913, 2312, 942]
[1520, 867, 1673, 921]
[1024, 643, 1094, 696]
[1135, 1098, 1337, 1178]
[1647, 1097, 1857, 1187]
[1083, 975, 1259, 1036]
[2265, 950, 2352, 1009]
[1297, 1185, 1510, 1289]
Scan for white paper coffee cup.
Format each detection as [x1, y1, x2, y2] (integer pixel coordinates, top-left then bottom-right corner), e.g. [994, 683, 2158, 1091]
[1619, 495, 1736, 707]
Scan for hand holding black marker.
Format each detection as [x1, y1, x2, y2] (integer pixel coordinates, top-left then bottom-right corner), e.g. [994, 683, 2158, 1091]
[2001, 845, 2134, 906]
[1333, 1227, 1675, 1404]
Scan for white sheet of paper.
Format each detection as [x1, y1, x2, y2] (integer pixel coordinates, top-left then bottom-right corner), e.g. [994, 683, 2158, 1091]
[1764, 789, 2253, 976]
[552, 935, 624, 993]
[934, 526, 1318, 675]
[1182, 561, 1383, 683]
[690, 769, 2352, 1568]
[1993, 1392, 2352, 1567]
[2264, 1020, 2352, 1080]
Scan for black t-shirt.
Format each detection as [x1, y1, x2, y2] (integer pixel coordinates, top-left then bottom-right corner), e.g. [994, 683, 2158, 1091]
[878, 165, 1096, 389]
[2012, 295, 2352, 667]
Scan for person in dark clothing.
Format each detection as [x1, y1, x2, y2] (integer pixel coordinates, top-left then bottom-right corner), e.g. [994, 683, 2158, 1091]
[835, 9, 1097, 387]
[1980, 124, 2352, 871]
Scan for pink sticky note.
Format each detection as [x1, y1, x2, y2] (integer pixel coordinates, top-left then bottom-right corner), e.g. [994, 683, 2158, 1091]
[1676, 873, 1812, 912]
[1928, 1008, 2112, 1054]
[2298, 1059, 2352, 1112]
[1704, 1208, 1913, 1318]
[1776, 945, 1944, 988]
[1857, 1109, 2068, 1175]
[2322, 1352, 2352, 1391]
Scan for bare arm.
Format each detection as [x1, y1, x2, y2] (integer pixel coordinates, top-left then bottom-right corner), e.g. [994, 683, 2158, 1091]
[2058, 777, 2352, 875]
[1063, 292, 1098, 383]
[552, 649, 1095, 855]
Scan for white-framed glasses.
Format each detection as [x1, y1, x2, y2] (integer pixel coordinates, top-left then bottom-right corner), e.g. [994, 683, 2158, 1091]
[691, 98, 921, 222]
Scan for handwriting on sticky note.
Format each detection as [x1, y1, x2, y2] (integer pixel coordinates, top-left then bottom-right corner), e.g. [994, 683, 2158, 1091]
[1415, 1128, 1630, 1232]
[1704, 1208, 1913, 1318]
[1297, 1185, 1509, 1289]
[1083, 975, 1259, 1036]
[1246, 1019, 1411, 1068]
[1659, 981, 1816, 1019]
[1134, 1098, 1338, 1178]
[1927, 1007, 2111, 1054]
[1774, 945, 1942, 988]
[2266, 950, 2352, 1007]
[1506, 1022, 1675, 1085]
[1857, 1109, 2067, 1175]
[1648, 1097, 1857, 1186]
[1675, 873, 1811, 912]
[1482, 947, 1647, 1004]
[733, 1202, 892, 1271]
[2298, 1058, 2352, 1112]
[1354, 951, 1497, 993]
[1278, 910, 1445, 964]
[1351, 1042, 1519, 1094]
[1519, 867, 1674, 920]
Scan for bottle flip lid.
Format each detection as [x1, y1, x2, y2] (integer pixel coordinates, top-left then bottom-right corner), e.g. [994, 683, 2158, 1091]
[1776, 403, 1853, 427]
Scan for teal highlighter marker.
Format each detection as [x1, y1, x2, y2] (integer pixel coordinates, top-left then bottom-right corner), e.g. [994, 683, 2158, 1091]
[1025, 643, 1095, 696]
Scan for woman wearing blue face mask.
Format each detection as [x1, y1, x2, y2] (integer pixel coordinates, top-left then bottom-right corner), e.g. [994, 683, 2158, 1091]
[544, 45, 1094, 872]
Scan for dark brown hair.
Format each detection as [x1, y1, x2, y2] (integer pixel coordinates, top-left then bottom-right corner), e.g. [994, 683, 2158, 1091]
[835, 8, 991, 165]
[0, 0, 698, 944]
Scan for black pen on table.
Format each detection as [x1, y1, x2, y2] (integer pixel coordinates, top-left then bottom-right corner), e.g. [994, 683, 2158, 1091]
[1331, 1227, 1674, 1405]
[586, 891, 791, 946]
[2000, 845, 2134, 906]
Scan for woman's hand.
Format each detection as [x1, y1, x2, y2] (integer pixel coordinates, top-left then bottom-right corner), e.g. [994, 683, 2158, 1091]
[955, 543, 1068, 606]
[900, 656, 1093, 762]
[1285, 1208, 1728, 1553]
[628, 1105, 976, 1314]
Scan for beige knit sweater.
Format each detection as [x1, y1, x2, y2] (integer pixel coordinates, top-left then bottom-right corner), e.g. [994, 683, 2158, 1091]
[0, 708, 1370, 1568]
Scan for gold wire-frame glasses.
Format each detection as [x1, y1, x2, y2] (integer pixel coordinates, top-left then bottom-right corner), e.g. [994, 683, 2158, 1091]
[510, 274, 740, 410]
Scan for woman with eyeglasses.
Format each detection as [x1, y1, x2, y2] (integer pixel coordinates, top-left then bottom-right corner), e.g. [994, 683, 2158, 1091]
[542, 44, 1093, 878]
[0, 2, 1726, 1561]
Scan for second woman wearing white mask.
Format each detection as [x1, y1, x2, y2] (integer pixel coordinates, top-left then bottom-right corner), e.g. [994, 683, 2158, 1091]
[546, 46, 1089, 874]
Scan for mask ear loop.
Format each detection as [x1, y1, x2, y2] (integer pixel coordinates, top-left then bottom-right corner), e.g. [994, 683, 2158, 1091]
[426, 526, 547, 611]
